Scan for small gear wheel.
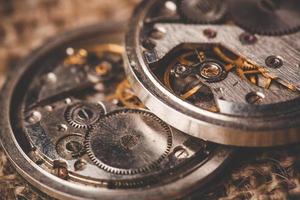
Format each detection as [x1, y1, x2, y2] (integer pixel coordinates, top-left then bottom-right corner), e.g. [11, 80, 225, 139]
[179, 0, 227, 24]
[64, 102, 105, 129]
[85, 109, 173, 175]
[229, 0, 300, 35]
[56, 134, 85, 160]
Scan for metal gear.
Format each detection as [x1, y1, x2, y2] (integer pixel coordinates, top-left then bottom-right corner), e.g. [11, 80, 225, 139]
[64, 102, 105, 129]
[178, 0, 227, 24]
[56, 134, 85, 160]
[229, 0, 300, 35]
[85, 109, 173, 175]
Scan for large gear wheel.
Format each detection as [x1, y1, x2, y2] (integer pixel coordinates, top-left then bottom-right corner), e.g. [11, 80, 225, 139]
[229, 0, 300, 35]
[179, 0, 227, 24]
[85, 109, 173, 175]
[64, 102, 105, 129]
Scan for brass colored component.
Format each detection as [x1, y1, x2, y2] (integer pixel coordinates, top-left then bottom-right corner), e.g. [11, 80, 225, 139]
[177, 56, 194, 65]
[249, 75, 257, 85]
[264, 78, 272, 89]
[110, 79, 145, 109]
[95, 62, 111, 76]
[164, 51, 195, 92]
[195, 49, 206, 62]
[214, 46, 299, 92]
[88, 44, 124, 55]
[64, 49, 88, 65]
[181, 84, 203, 100]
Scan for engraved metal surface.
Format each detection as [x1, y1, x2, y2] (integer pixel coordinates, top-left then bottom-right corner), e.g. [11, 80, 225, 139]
[86, 109, 172, 175]
[124, 0, 300, 146]
[0, 23, 232, 200]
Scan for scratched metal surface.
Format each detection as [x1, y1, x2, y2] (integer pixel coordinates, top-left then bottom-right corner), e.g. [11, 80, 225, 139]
[0, 0, 300, 200]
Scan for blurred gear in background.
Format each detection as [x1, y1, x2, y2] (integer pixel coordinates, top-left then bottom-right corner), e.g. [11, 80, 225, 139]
[229, 0, 300, 35]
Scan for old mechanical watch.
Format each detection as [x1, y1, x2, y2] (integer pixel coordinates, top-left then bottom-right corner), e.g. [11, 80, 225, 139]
[0, 23, 232, 200]
[124, 0, 300, 146]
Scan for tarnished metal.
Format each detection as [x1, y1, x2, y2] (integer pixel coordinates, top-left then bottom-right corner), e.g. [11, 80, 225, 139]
[124, 0, 300, 146]
[0, 23, 233, 200]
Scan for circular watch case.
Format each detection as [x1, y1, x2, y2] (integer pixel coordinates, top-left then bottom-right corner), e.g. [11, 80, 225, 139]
[0, 23, 232, 200]
[124, 0, 300, 147]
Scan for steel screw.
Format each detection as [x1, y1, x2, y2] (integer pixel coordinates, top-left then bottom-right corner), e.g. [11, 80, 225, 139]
[265, 55, 283, 68]
[203, 29, 217, 39]
[239, 32, 257, 45]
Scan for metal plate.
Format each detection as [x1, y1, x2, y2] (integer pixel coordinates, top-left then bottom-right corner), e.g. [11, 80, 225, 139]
[124, 0, 300, 146]
[0, 23, 232, 200]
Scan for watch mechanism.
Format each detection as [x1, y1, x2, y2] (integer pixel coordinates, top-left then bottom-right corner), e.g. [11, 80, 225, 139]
[1, 0, 300, 199]
[125, 0, 300, 146]
[0, 23, 232, 200]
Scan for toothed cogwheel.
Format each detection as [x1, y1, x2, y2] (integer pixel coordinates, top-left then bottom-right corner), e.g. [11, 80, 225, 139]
[229, 0, 300, 35]
[64, 102, 105, 129]
[85, 109, 173, 175]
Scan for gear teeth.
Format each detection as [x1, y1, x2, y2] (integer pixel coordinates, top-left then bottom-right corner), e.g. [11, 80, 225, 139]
[229, 0, 300, 36]
[235, 21, 300, 36]
[64, 102, 105, 129]
[85, 109, 173, 176]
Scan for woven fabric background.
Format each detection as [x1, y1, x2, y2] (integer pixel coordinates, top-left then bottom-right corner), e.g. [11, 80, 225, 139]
[0, 1, 299, 199]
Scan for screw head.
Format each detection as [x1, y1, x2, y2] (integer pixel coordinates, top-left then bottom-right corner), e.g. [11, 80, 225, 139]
[165, 1, 177, 12]
[65, 98, 72, 104]
[57, 124, 68, 132]
[74, 159, 87, 171]
[27, 111, 42, 124]
[53, 160, 68, 179]
[265, 55, 283, 68]
[174, 146, 189, 159]
[172, 63, 192, 78]
[44, 105, 53, 112]
[239, 32, 257, 45]
[44, 72, 57, 84]
[66, 141, 83, 154]
[203, 29, 217, 39]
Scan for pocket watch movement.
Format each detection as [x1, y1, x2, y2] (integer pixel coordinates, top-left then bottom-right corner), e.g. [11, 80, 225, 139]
[0, 23, 232, 200]
[124, 0, 300, 146]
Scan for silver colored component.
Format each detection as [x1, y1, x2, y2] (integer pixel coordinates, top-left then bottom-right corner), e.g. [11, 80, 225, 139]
[27, 111, 42, 124]
[124, 0, 300, 146]
[56, 134, 85, 160]
[174, 146, 190, 159]
[66, 47, 75, 56]
[64, 102, 105, 129]
[86, 109, 172, 175]
[0, 23, 233, 200]
[44, 72, 57, 84]
[74, 159, 87, 171]
[65, 98, 72, 104]
[165, 1, 177, 12]
[44, 105, 53, 112]
[265, 55, 283, 68]
[151, 23, 300, 89]
[57, 124, 68, 132]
